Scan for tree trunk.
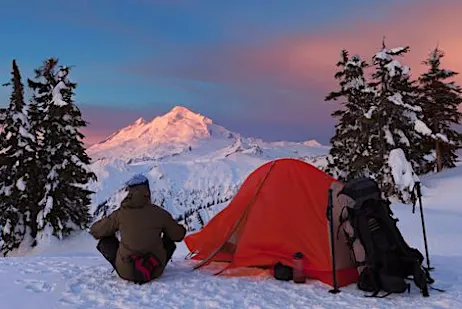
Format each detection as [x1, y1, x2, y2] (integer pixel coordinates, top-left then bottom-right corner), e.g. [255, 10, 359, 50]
[436, 139, 442, 172]
[29, 206, 38, 247]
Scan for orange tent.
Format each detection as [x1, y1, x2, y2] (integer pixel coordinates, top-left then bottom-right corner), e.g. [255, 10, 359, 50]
[184, 158, 359, 287]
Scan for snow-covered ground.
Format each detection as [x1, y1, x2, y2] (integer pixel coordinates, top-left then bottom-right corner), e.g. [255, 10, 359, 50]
[1, 165, 461, 308]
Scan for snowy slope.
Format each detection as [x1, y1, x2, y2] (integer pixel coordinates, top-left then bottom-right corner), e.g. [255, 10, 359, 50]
[1, 162, 462, 308]
[87, 106, 329, 224]
[420, 165, 462, 213]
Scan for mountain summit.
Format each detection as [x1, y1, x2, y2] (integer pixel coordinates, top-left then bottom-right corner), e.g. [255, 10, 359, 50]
[88, 106, 236, 161]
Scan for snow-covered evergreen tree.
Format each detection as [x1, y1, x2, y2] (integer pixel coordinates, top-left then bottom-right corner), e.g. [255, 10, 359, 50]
[325, 50, 377, 180]
[366, 42, 445, 201]
[27, 59, 59, 244]
[28, 58, 96, 242]
[0, 60, 37, 255]
[418, 46, 462, 173]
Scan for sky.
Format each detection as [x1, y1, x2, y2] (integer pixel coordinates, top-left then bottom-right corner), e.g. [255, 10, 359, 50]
[0, 0, 461, 146]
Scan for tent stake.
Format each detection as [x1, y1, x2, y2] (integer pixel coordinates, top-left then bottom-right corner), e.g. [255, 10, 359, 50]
[327, 188, 341, 293]
[415, 181, 434, 271]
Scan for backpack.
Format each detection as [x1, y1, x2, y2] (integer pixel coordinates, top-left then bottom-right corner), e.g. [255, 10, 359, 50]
[337, 177, 436, 297]
[128, 253, 161, 285]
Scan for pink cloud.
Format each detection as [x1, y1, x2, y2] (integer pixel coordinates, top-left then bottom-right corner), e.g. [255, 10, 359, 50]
[221, 0, 462, 104]
[293, 1, 461, 79]
[124, 0, 462, 130]
[247, 0, 462, 108]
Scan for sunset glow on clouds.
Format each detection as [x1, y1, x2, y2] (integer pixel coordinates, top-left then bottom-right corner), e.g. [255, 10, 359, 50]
[0, 0, 461, 145]
[122, 0, 462, 143]
[284, 0, 462, 85]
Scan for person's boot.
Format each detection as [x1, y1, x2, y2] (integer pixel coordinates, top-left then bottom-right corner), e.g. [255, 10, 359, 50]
[162, 234, 177, 264]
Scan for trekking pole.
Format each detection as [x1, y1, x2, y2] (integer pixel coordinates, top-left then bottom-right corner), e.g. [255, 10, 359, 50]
[327, 188, 340, 294]
[415, 181, 434, 271]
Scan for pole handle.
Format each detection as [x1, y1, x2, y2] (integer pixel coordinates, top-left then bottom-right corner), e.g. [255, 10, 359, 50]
[327, 188, 333, 220]
[327, 187, 340, 293]
[415, 181, 422, 197]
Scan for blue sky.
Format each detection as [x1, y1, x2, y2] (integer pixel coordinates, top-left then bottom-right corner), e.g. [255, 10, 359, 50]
[2, 0, 459, 145]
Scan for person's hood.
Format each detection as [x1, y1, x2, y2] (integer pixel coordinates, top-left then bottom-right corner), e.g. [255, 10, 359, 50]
[125, 174, 150, 190]
[120, 184, 151, 209]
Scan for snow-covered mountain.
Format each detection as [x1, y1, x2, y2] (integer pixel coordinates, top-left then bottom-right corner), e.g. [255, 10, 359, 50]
[87, 105, 330, 227]
[88, 106, 239, 162]
[87, 105, 326, 163]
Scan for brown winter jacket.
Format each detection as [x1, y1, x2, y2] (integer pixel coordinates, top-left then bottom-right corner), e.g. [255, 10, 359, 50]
[89, 184, 186, 281]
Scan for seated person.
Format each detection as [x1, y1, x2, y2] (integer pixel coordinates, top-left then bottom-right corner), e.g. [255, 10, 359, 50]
[90, 174, 186, 283]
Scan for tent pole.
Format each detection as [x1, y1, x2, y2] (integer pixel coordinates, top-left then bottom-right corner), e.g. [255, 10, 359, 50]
[415, 181, 434, 271]
[327, 187, 340, 293]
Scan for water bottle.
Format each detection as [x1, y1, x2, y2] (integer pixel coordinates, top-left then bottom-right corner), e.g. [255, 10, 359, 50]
[293, 252, 306, 283]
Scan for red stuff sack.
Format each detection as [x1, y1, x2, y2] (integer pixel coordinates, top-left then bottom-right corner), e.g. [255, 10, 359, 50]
[129, 253, 161, 284]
